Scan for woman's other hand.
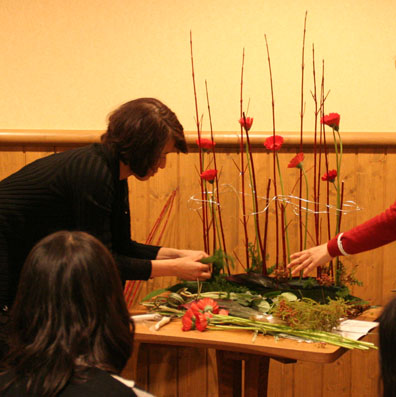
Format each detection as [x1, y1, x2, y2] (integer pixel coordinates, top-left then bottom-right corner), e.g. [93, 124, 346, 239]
[151, 251, 211, 280]
[287, 243, 333, 277]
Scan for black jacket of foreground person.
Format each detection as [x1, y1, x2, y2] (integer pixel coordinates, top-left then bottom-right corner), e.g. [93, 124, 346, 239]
[0, 231, 154, 396]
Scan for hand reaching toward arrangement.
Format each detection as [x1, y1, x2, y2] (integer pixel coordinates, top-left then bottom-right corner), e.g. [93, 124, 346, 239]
[287, 243, 333, 277]
[172, 254, 212, 281]
[151, 248, 211, 280]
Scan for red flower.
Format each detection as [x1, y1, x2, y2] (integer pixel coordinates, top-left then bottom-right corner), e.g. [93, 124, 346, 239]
[288, 153, 304, 169]
[321, 113, 340, 131]
[321, 169, 337, 182]
[218, 309, 229, 315]
[264, 135, 284, 151]
[196, 138, 216, 151]
[239, 116, 254, 131]
[190, 302, 208, 332]
[182, 309, 195, 331]
[200, 169, 218, 184]
[182, 303, 208, 332]
[196, 298, 219, 314]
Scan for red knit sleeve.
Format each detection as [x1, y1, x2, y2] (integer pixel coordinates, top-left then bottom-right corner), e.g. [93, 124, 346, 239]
[327, 201, 396, 257]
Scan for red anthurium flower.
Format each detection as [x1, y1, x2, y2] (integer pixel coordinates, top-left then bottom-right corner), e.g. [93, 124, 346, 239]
[200, 169, 218, 184]
[288, 153, 304, 169]
[196, 138, 216, 151]
[321, 113, 341, 131]
[239, 116, 254, 131]
[196, 298, 219, 314]
[321, 169, 337, 182]
[264, 135, 284, 151]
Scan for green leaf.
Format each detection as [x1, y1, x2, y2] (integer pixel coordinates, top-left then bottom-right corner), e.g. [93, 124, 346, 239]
[200, 254, 219, 264]
[141, 288, 168, 302]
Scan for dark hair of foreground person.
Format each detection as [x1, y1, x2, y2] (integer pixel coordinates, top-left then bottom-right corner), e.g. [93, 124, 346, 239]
[379, 296, 396, 397]
[0, 231, 135, 396]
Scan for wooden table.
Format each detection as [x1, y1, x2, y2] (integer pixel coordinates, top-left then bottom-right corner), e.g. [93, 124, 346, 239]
[133, 311, 378, 397]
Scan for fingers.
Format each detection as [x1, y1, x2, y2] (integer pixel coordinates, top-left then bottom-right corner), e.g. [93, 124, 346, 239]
[196, 263, 211, 279]
[287, 251, 314, 276]
[197, 269, 211, 280]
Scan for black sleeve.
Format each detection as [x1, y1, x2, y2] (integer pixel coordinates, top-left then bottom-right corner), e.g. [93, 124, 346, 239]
[64, 151, 160, 281]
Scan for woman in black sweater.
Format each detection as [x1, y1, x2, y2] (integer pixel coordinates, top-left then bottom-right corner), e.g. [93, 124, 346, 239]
[0, 98, 211, 356]
[0, 230, 153, 396]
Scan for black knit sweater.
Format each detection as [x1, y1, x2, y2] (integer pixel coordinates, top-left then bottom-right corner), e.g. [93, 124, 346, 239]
[0, 144, 160, 308]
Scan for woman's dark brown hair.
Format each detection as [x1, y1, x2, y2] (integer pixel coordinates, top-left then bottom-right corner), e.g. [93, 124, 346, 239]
[0, 231, 134, 396]
[101, 97, 187, 177]
[379, 296, 396, 397]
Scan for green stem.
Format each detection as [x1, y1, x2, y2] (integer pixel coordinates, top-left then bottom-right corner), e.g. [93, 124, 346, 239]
[210, 192, 224, 252]
[333, 129, 343, 285]
[245, 143, 262, 263]
[301, 166, 310, 250]
[333, 130, 341, 234]
[275, 154, 291, 261]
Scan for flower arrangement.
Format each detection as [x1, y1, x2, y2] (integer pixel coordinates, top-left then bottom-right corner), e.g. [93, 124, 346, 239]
[187, 15, 362, 298]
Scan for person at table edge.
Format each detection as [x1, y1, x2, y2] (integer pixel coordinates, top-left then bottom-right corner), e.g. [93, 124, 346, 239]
[0, 97, 211, 319]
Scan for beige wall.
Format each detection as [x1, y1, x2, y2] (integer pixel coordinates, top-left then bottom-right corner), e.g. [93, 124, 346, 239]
[0, 0, 395, 132]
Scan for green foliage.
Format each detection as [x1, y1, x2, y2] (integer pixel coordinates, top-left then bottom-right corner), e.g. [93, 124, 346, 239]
[141, 288, 168, 302]
[203, 275, 251, 294]
[201, 249, 234, 277]
[248, 242, 262, 273]
[302, 277, 318, 289]
[273, 297, 348, 332]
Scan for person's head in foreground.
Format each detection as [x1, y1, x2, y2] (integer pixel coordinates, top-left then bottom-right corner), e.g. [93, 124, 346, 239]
[101, 97, 187, 180]
[0, 230, 134, 396]
[379, 296, 396, 397]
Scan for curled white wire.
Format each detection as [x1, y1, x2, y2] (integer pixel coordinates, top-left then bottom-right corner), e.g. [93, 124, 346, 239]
[187, 184, 362, 217]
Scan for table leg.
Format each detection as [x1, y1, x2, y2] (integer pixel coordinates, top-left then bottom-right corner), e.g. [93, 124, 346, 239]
[216, 350, 270, 397]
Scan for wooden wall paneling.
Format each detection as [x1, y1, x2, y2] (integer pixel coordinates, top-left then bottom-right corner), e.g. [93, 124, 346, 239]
[129, 152, 182, 308]
[214, 149, 242, 273]
[353, 148, 387, 305]
[335, 147, 360, 297]
[0, 147, 26, 180]
[271, 148, 305, 265]
[176, 150, 207, 252]
[24, 147, 56, 164]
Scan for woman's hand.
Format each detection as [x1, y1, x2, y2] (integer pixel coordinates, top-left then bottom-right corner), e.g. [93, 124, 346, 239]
[173, 253, 211, 280]
[287, 243, 333, 276]
[151, 251, 211, 280]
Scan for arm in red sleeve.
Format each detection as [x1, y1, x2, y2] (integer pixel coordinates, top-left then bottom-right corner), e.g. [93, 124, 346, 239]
[327, 201, 396, 257]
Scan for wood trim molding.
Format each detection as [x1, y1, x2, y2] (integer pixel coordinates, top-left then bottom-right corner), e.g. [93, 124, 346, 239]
[1, 129, 396, 147]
